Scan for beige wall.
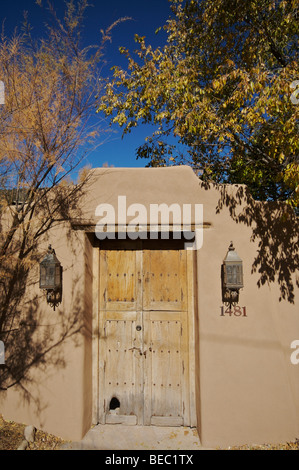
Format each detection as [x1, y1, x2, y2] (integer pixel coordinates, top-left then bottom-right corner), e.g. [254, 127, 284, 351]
[0, 225, 91, 441]
[1, 166, 298, 446]
[195, 187, 299, 447]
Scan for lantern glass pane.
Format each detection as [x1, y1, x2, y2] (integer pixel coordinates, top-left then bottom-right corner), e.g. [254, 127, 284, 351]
[226, 263, 243, 288]
[47, 266, 55, 288]
[40, 265, 47, 288]
[237, 265, 242, 285]
[227, 265, 235, 284]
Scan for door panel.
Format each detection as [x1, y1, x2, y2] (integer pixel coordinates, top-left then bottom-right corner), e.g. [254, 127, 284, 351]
[99, 240, 190, 426]
[143, 312, 186, 426]
[100, 243, 141, 312]
[143, 248, 187, 312]
[103, 315, 142, 425]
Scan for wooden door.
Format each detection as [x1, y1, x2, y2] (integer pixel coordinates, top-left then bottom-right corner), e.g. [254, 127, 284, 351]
[99, 239, 190, 426]
[99, 241, 143, 425]
[142, 240, 189, 426]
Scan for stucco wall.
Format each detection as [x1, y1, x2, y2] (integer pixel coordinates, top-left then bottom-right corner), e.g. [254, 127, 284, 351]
[1, 166, 298, 446]
[194, 185, 299, 447]
[0, 225, 90, 441]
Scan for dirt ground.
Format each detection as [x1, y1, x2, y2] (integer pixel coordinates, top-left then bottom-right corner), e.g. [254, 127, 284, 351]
[0, 414, 68, 450]
[222, 441, 299, 450]
[0, 414, 298, 450]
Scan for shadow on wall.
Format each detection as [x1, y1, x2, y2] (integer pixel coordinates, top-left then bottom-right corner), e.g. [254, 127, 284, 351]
[0, 172, 95, 416]
[204, 182, 299, 304]
[0, 274, 84, 421]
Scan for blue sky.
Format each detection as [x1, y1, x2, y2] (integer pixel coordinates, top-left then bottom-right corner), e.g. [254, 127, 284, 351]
[0, 0, 173, 171]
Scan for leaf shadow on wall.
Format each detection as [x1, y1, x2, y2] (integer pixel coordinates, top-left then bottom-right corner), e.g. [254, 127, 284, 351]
[0, 174, 96, 417]
[203, 182, 299, 304]
[0, 270, 84, 424]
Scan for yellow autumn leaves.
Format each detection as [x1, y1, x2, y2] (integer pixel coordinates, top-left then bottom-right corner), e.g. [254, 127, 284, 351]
[99, 0, 298, 208]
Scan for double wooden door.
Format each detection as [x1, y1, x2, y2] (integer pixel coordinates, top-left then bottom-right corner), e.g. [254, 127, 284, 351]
[98, 239, 191, 426]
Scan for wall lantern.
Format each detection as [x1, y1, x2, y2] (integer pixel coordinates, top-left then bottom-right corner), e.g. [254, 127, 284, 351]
[222, 241, 243, 305]
[40, 245, 62, 310]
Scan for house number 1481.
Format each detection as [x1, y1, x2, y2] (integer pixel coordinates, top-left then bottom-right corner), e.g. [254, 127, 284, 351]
[220, 306, 247, 317]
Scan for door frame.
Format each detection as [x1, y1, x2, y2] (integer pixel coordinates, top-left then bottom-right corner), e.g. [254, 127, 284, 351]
[91, 236, 198, 428]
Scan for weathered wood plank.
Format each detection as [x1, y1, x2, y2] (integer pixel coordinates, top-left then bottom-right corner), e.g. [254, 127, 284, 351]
[106, 414, 137, 425]
[98, 239, 193, 427]
[150, 416, 184, 427]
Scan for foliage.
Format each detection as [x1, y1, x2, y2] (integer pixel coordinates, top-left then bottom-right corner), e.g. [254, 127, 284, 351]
[0, 0, 119, 391]
[98, 0, 299, 208]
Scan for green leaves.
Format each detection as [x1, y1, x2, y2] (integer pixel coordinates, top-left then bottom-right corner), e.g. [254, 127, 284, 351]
[98, 0, 299, 207]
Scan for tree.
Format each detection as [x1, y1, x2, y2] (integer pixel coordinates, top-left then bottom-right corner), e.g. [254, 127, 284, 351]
[98, 0, 299, 209]
[0, 0, 124, 392]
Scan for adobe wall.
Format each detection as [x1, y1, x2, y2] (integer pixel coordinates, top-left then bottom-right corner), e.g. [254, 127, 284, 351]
[1, 166, 298, 446]
[0, 225, 92, 441]
[193, 184, 299, 447]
